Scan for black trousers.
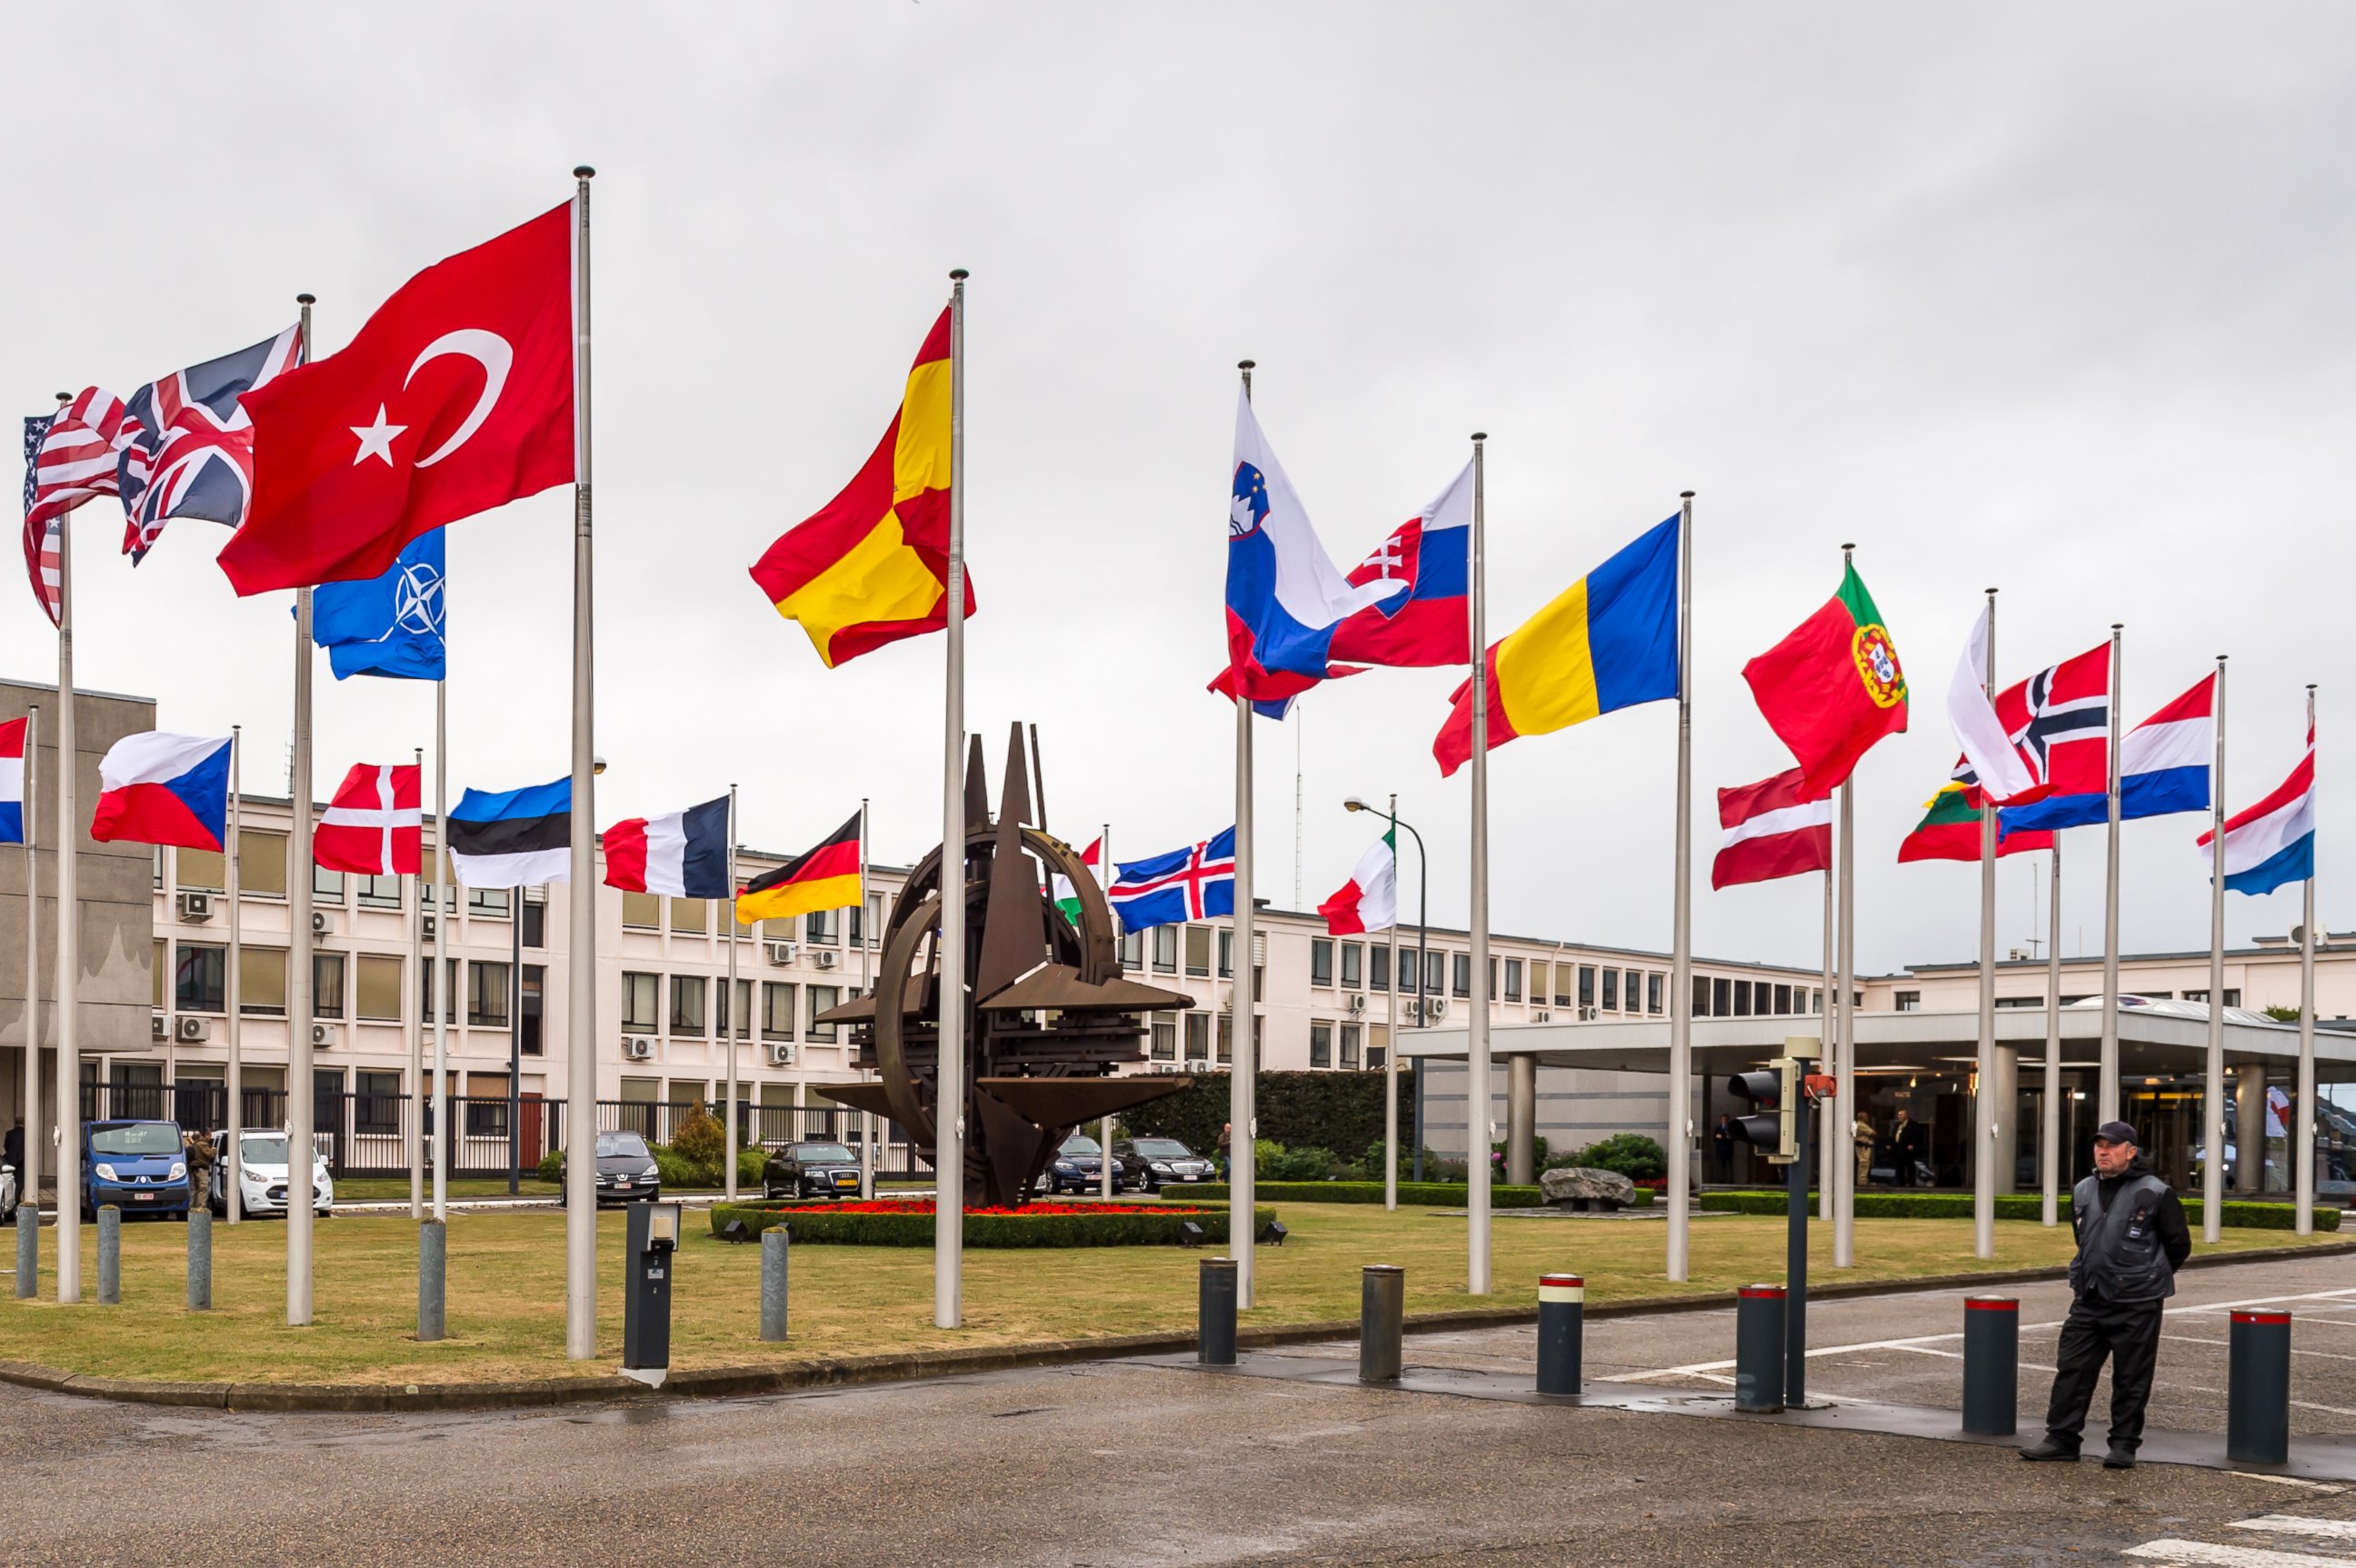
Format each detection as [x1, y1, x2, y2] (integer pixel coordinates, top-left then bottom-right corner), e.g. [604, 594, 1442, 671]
[2043, 1295, 2165, 1451]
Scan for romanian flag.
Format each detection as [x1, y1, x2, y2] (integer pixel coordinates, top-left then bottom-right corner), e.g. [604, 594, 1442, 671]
[749, 308, 976, 667]
[737, 812, 863, 924]
[1898, 784, 2053, 864]
[1434, 514, 1681, 777]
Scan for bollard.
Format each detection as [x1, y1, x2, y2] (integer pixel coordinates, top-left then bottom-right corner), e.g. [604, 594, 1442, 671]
[97, 1206, 121, 1304]
[2228, 1309, 2292, 1466]
[1198, 1256, 1238, 1365]
[1536, 1273, 1584, 1398]
[15, 1197, 34, 1300]
[760, 1225, 790, 1343]
[1359, 1263, 1405, 1383]
[418, 1220, 446, 1343]
[1960, 1295, 2017, 1435]
[186, 1208, 213, 1312]
[1734, 1284, 1785, 1413]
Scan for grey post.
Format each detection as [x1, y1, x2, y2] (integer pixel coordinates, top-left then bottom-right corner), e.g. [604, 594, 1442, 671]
[1666, 492, 1696, 1280]
[2042, 838, 2062, 1225]
[760, 1224, 790, 1342]
[13, 1185, 34, 1299]
[226, 728, 244, 1223]
[934, 268, 970, 1329]
[17, 703, 35, 1262]
[1733, 1283, 1784, 1412]
[287, 294, 318, 1326]
[96, 1204, 120, 1303]
[1359, 1263, 1404, 1383]
[54, 434, 81, 1304]
[1973, 589, 2000, 1261]
[186, 1207, 212, 1311]
[2298, 685, 2319, 1234]
[418, 1219, 445, 1343]
[2202, 657, 2228, 1243]
[2227, 1308, 2291, 1466]
[1231, 358, 1258, 1310]
[2099, 624, 2125, 1123]
[724, 784, 740, 1202]
[1198, 1255, 1238, 1364]
[1466, 434, 1491, 1294]
[1960, 1295, 2017, 1435]
[408, 748, 423, 1221]
[1535, 1273, 1583, 1397]
[564, 164, 602, 1360]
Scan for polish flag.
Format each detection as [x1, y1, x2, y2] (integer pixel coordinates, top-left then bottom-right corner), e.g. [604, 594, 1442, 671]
[91, 732, 231, 852]
[315, 763, 423, 875]
[1318, 832, 1399, 936]
[1712, 768, 1832, 890]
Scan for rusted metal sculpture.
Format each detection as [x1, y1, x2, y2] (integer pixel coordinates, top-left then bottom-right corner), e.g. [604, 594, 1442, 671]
[814, 724, 1194, 1207]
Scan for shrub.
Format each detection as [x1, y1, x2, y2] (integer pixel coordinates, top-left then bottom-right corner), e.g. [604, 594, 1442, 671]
[1121, 1071, 1417, 1164]
[672, 1106, 726, 1167]
[1261, 1144, 1340, 1182]
[739, 1145, 769, 1188]
[1193, 1181, 1552, 1208]
[707, 1198, 1275, 1248]
[1570, 1134, 1669, 1183]
[535, 1149, 564, 1183]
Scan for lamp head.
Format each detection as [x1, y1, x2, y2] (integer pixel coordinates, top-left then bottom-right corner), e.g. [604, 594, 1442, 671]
[1343, 795, 1366, 814]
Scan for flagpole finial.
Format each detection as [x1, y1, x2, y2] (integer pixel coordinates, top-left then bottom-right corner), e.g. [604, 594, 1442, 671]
[1237, 358, 1255, 371]
[1471, 431, 1487, 443]
[296, 293, 314, 306]
[2111, 622, 2124, 633]
[1985, 586, 1999, 596]
[53, 393, 69, 405]
[1680, 490, 1695, 499]
[1841, 541, 1856, 552]
[950, 268, 969, 281]
[573, 165, 595, 180]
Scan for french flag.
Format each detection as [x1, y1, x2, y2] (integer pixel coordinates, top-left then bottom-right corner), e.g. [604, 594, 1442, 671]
[2200, 724, 2315, 897]
[315, 763, 422, 875]
[90, 732, 230, 852]
[603, 795, 731, 900]
[0, 716, 25, 844]
[2001, 672, 2213, 833]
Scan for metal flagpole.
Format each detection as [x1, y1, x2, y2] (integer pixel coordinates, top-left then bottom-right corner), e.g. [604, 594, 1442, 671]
[936, 269, 970, 1331]
[408, 746, 424, 1220]
[1818, 856, 1835, 1218]
[564, 165, 600, 1360]
[2298, 684, 2318, 1236]
[1835, 779, 1857, 1265]
[2203, 657, 2228, 1243]
[286, 293, 319, 1327]
[508, 874, 522, 1196]
[1098, 821, 1113, 1202]
[18, 704, 36, 1246]
[1466, 432, 1492, 1296]
[724, 783, 739, 1202]
[1232, 356, 1259, 1312]
[226, 730, 244, 1224]
[1667, 492, 1695, 1282]
[433, 681, 449, 1223]
[2042, 840, 2062, 1226]
[2100, 624, 2124, 1123]
[1973, 587, 1999, 1262]
[53, 458, 80, 1304]
[859, 797, 874, 1201]
[1385, 794, 1399, 1213]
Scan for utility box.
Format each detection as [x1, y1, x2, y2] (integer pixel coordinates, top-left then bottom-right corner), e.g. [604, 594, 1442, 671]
[622, 1202, 680, 1374]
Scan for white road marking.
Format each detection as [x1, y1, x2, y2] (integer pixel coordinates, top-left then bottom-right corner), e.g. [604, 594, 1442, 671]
[2125, 1538, 2356, 1565]
[2231, 1517, 2356, 1542]
[2166, 1333, 2356, 1363]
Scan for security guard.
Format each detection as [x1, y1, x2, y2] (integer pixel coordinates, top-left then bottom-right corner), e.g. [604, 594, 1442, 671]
[2021, 1121, 2191, 1470]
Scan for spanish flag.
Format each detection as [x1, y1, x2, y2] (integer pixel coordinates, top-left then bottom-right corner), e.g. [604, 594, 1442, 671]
[1434, 514, 1681, 777]
[737, 812, 863, 924]
[749, 308, 976, 667]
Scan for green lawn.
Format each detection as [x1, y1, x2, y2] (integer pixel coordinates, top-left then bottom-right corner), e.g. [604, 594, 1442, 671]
[0, 1205, 2330, 1388]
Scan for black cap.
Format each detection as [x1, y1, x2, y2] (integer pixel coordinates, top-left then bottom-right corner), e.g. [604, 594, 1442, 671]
[2093, 1120, 2138, 1145]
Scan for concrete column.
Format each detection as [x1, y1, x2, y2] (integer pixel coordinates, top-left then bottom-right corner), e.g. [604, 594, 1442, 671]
[1505, 1055, 1537, 1186]
[1989, 1044, 2020, 1196]
[2234, 1063, 2267, 1195]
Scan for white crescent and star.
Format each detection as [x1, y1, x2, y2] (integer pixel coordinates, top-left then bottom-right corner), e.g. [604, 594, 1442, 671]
[347, 328, 514, 470]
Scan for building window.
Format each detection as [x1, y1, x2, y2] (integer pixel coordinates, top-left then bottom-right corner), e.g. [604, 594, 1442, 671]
[1185, 1011, 1210, 1063]
[244, 829, 288, 897]
[1310, 1021, 1333, 1068]
[1153, 925, 1178, 974]
[762, 981, 796, 1040]
[354, 1071, 401, 1134]
[1648, 973, 1663, 1015]
[805, 908, 838, 945]
[1733, 980, 1752, 1017]
[1713, 977, 1732, 1016]
[1772, 983, 1792, 1014]
[622, 893, 660, 931]
[356, 955, 404, 1022]
[1122, 929, 1143, 971]
[470, 961, 511, 1027]
[468, 886, 512, 918]
[1488, 956, 1499, 1002]
[669, 898, 704, 934]
[1504, 958, 1522, 1003]
[355, 873, 402, 910]
[418, 957, 460, 1022]
[2225, 988, 2242, 1007]
[1692, 974, 1712, 1017]
[1369, 945, 1391, 991]
[313, 865, 346, 904]
[715, 977, 751, 1039]
[175, 944, 225, 1014]
[1341, 1023, 1362, 1069]
[1579, 966, 1596, 1010]
[849, 892, 884, 949]
[1340, 943, 1363, 988]
[1427, 950, 1446, 996]
[1811, 987, 1823, 1014]
[1453, 953, 1472, 998]
[1625, 971, 1642, 1013]
[1895, 990, 1922, 1012]
[620, 972, 659, 1032]
[670, 975, 707, 1036]
[1185, 926, 1212, 977]
[240, 947, 286, 1017]
[807, 984, 841, 1041]
[1310, 939, 1334, 988]
[521, 966, 544, 1055]
[314, 952, 346, 1020]
[1151, 1014, 1177, 1061]
[1602, 969, 1619, 1012]
[1217, 1012, 1233, 1063]
[521, 897, 546, 949]
[1555, 965, 1575, 1008]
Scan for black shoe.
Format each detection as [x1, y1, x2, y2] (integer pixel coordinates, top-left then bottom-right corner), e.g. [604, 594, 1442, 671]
[2102, 1446, 2137, 1470]
[2018, 1439, 2081, 1463]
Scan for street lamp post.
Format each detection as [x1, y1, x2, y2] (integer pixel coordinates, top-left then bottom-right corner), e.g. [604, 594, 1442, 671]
[1346, 795, 1427, 1186]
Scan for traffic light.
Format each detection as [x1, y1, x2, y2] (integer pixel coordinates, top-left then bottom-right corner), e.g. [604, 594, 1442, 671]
[1728, 1057, 1801, 1164]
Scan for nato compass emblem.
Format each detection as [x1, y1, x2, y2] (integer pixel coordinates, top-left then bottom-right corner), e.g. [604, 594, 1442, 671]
[1230, 462, 1271, 539]
[393, 558, 446, 641]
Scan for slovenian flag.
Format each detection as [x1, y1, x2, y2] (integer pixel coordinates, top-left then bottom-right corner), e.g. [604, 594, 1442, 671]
[604, 796, 731, 900]
[2199, 724, 2314, 897]
[1051, 835, 1103, 928]
[0, 716, 25, 844]
[2001, 672, 2213, 834]
[1318, 830, 1398, 935]
[91, 732, 232, 851]
[448, 776, 573, 888]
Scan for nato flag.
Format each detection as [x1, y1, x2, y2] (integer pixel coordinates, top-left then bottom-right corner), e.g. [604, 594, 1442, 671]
[308, 528, 446, 680]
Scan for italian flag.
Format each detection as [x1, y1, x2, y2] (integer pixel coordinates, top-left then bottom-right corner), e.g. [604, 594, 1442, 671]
[1053, 836, 1102, 927]
[1318, 830, 1398, 935]
[1741, 562, 1909, 800]
[1898, 784, 2053, 863]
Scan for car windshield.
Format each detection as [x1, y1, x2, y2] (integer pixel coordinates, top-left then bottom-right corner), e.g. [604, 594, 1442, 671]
[596, 1134, 651, 1159]
[794, 1144, 856, 1164]
[240, 1134, 291, 1165]
[1133, 1139, 1193, 1158]
[91, 1124, 180, 1157]
[1061, 1135, 1101, 1155]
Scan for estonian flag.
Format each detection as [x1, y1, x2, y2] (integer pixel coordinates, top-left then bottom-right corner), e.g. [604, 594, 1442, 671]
[449, 776, 572, 888]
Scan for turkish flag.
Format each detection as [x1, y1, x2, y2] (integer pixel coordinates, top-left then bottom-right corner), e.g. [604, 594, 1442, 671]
[219, 204, 575, 594]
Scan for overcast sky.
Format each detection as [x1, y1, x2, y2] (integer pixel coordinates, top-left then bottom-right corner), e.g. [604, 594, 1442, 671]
[4, 4, 2351, 976]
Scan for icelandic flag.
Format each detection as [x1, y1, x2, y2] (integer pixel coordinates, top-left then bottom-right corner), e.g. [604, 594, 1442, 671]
[1219, 388, 1398, 713]
[1110, 828, 1236, 933]
[0, 716, 24, 844]
[315, 763, 423, 875]
[448, 776, 573, 888]
[308, 528, 446, 681]
[603, 796, 731, 899]
[90, 732, 231, 852]
[2199, 724, 2314, 897]
[2002, 672, 2213, 834]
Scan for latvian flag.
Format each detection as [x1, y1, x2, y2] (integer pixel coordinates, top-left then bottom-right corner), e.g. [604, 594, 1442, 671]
[1052, 835, 1103, 928]
[1712, 769, 1832, 890]
[2199, 724, 2315, 897]
[315, 763, 422, 875]
[1319, 831, 1398, 934]
[604, 796, 731, 900]
[0, 716, 25, 844]
[736, 812, 862, 924]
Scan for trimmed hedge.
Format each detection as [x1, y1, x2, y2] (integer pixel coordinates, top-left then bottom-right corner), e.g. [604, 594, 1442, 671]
[1185, 1181, 1654, 1209]
[1698, 1189, 2341, 1232]
[1121, 1071, 1416, 1165]
[709, 1200, 1276, 1248]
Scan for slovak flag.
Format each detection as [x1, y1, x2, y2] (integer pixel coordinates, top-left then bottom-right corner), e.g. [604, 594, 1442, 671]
[315, 763, 423, 875]
[604, 796, 731, 900]
[90, 733, 231, 852]
[0, 716, 25, 844]
[2200, 724, 2315, 897]
[1111, 828, 1236, 933]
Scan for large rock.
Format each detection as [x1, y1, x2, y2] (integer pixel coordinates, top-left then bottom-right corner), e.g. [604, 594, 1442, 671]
[1541, 1165, 1637, 1212]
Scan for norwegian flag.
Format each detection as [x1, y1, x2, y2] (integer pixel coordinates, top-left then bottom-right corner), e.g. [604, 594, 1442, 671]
[1952, 641, 2111, 806]
[315, 762, 423, 875]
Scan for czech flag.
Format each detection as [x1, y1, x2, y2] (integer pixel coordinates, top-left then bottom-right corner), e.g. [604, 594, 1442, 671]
[0, 717, 24, 844]
[604, 795, 731, 900]
[91, 732, 231, 852]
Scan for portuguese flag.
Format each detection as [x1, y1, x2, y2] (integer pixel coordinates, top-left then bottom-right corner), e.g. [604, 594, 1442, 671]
[1742, 563, 1909, 800]
[1899, 784, 2053, 863]
[736, 811, 863, 924]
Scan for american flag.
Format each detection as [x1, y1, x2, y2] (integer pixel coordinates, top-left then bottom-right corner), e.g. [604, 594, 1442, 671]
[22, 391, 135, 625]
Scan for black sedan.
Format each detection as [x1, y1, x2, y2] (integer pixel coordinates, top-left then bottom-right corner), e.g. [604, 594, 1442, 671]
[1113, 1137, 1218, 1192]
[592, 1131, 662, 1205]
[764, 1140, 864, 1200]
[1039, 1134, 1144, 1195]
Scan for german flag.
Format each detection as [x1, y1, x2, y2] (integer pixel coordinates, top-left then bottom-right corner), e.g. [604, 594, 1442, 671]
[748, 306, 977, 667]
[737, 813, 863, 924]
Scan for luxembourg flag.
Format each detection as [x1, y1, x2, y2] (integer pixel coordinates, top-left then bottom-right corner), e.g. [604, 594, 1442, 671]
[603, 796, 730, 899]
[0, 717, 24, 844]
[90, 732, 230, 852]
[1318, 831, 1398, 935]
[2199, 724, 2314, 897]
[2002, 672, 2212, 834]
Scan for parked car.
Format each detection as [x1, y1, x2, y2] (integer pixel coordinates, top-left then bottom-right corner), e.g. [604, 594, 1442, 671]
[208, 1129, 334, 1219]
[1040, 1134, 1143, 1195]
[1112, 1137, 1217, 1192]
[82, 1119, 191, 1221]
[586, 1131, 662, 1205]
[2, 1160, 17, 1225]
[763, 1140, 864, 1200]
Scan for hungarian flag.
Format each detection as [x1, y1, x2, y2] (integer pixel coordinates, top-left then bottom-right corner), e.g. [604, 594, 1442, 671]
[315, 763, 423, 875]
[218, 204, 575, 594]
[1712, 769, 1831, 890]
[749, 308, 975, 667]
[1899, 783, 2053, 863]
[1051, 835, 1103, 928]
[736, 812, 862, 924]
[1318, 831, 1398, 935]
[1741, 563, 1907, 800]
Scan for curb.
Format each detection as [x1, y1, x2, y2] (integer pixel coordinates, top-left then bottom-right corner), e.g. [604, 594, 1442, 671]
[4, 1238, 2347, 1413]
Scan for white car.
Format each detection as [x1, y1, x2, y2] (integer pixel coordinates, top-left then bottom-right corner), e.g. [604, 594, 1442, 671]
[208, 1130, 334, 1219]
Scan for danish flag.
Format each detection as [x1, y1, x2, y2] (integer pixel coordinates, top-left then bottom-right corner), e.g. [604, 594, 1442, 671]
[315, 763, 423, 876]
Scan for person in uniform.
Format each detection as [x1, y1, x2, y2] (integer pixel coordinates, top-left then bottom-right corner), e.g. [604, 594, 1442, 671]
[185, 1127, 218, 1212]
[2020, 1120, 2191, 1470]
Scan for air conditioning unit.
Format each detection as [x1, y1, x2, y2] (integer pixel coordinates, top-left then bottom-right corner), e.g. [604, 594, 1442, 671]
[624, 1036, 654, 1061]
[1425, 996, 1448, 1023]
[312, 1024, 338, 1049]
[766, 1042, 794, 1066]
[422, 914, 437, 942]
[764, 941, 797, 966]
[1186, 1058, 1209, 1072]
[1346, 994, 1367, 1014]
[175, 1015, 210, 1044]
[814, 949, 839, 970]
[151, 1012, 168, 1042]
[1579, 1005, 1598, 1021]
[312, 911, 332, 935]
[175, 891, 214, 923]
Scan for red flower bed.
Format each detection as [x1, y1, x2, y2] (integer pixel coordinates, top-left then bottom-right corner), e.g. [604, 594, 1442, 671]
[762, 1198, 1206, 1218]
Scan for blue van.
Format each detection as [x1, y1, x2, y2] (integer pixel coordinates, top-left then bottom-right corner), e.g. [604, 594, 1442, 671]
[83, 1120, 192, 1221]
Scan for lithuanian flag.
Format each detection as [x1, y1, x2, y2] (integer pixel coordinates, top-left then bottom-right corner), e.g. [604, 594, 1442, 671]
[748, 308, 976, 667]
[1898, 784, 2053, 863]
[737, 813, 863, 924]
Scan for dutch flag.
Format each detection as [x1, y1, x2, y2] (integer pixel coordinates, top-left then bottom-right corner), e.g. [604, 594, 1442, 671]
[2200, 724, 2315, 897]
[0, 716, 24, 845]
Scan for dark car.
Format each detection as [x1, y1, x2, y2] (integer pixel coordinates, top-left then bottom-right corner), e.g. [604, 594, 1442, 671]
[590, 1131, 662, 1204]
[764, 1140, 864, 1200]
[1113, 1137, 1217, 1192]
[1040, 1134, 1143, 1195]
[82, 1119, 192, 1221]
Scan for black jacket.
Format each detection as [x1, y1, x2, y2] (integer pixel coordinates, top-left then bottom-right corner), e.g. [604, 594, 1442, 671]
[2071, 1155, 2191, 1304]
[2094, 1157, 2192, 1272]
